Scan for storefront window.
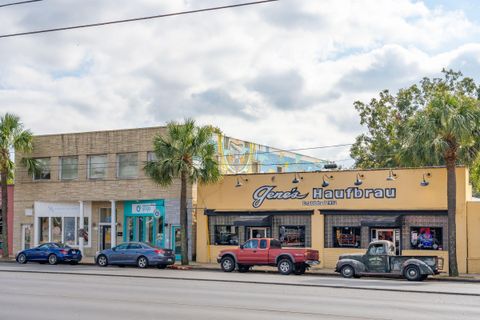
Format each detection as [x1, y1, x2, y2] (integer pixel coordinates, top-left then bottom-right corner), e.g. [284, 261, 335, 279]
[63, 217, 76, 245]
[52, 217, 62, 243]
[60, 156, 78, 180]
[145, 217, 154, 244]
[279, 225, 306, 247]
[117, 153, 138, 179]
[214, 226, 238, 245]
[76, 217, 89, 245]
[411, 227, 443, 250]
[39, 217, 49, 243]
[99, 208, 111, 223]
[126, 217, 134, 241]
[156, 216, 164, 247]
[333, 227, 361, 248]
[88, 155, 108, 179]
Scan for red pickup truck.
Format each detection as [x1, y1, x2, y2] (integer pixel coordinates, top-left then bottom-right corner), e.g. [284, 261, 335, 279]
[217, 238, 320, 275]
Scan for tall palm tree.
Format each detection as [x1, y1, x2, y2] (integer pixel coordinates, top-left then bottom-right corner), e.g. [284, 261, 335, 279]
[0, 113, 35, 257]
[401, 92, 480, 276]
[144, 119, 221, 265]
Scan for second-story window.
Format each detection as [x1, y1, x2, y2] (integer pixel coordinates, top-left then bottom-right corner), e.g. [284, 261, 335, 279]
[33, 158, 51, 180]
[147, 151, 157, 162]
[60, 156, 78, 180]
[88, 155, 107, 179]
[117, 153, 138, 179]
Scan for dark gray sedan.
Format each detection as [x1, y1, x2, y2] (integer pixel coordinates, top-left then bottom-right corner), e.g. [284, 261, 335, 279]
[95, 242, 175, 269]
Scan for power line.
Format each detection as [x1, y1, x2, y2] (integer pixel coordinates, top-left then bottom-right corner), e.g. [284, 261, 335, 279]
[0, 0, 279, 39]
[0, 0, 42, 8]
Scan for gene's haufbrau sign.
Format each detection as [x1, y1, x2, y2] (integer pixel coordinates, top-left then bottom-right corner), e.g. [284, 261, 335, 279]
[251, 185, 397, 208]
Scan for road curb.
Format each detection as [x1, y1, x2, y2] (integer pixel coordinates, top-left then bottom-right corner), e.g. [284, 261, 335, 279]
[1, 260, 479, 283]
[0, 268, 479, 297]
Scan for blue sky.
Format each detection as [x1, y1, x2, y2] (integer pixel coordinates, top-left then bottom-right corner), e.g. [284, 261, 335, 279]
[0, 0, 479, 165]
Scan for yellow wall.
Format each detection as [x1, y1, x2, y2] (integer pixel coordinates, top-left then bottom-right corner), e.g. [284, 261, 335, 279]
[196, 167, 472, 273]
[467, 201, 480, 273]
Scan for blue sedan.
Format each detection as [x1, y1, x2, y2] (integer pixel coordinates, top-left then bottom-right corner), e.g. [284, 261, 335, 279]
[16, 243, 82, 265]
[95, 242, 175, 269]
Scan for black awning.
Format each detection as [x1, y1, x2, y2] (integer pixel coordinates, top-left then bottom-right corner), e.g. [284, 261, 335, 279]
[361, 216, 402, 227]
[234, 215, 272, 227]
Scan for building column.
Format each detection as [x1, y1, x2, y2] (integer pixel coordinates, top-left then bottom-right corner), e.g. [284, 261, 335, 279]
[110, 200, 117, 247]
[79, 201, 84, 255]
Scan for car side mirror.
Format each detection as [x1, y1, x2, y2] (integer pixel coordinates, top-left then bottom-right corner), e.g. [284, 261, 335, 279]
[240, 245, 244, 250]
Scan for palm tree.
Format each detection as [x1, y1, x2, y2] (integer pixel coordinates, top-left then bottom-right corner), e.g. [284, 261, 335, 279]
[144, 119, 221, 265]
[0, 113, 35, 258]
[401, 92, 480, 276]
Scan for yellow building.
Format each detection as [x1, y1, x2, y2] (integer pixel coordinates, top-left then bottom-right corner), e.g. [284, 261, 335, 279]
[196, 167, 480, 274]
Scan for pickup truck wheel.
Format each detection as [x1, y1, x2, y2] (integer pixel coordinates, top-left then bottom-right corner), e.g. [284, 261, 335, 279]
[404, 265, 422, 281]
[294, 264, 306, 275]
[278, 258, 293, 275]
[340, 265, 355, 278]
[238, 264, 250, 273]
[220, 256, 235, 272]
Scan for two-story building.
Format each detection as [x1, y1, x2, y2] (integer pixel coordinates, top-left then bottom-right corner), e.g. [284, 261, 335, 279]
[12, 126, 328, 259]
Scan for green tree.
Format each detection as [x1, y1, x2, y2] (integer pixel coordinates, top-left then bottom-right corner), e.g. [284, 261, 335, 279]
[401, 90, 480, 276]
[350, 70, 480, 168]
[0, 113, 35, 258]
[144, 119, 221, 265]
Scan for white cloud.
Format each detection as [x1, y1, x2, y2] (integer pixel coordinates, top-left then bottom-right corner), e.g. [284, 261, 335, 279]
[0, 0, 479, 166]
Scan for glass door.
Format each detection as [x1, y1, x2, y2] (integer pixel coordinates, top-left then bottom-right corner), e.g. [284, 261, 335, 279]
[21, 224, 33, 250]
[100, 225, 112, 250]
[249, 227, 269, 239]
[172, 225, 181, 260]
[371, 228, 401, 255]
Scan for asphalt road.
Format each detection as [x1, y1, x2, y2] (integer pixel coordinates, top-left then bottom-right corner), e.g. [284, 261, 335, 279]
[0, 263, 479, 320]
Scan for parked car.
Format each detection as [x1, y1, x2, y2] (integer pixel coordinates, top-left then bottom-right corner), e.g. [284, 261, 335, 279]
[217, 238, 320, 275]
[95, 242, 175, 269]
[16, 242, 82, 265]
[335, 240, 444, 281]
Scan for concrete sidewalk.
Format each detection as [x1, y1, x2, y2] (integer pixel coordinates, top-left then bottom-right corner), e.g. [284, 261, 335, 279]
[2, 256, 479, 282]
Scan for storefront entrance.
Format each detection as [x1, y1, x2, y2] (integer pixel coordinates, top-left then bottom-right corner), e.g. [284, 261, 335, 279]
[99, 225, 111, 250]
[123, 200, 165, 248]
[21, 224, 33, 250]
[172, 225, 181, 260]
[371, 228, 401, 255]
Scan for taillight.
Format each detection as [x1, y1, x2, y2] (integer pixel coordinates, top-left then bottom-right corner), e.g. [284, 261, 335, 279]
[155, 249, 165, 255]
[60, 250, 68, 255]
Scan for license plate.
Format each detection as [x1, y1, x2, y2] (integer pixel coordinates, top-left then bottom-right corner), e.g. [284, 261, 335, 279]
[168, 259, 172, 262]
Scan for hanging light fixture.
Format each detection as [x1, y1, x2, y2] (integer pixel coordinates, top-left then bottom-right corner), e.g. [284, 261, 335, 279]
[386, 169, 397, 181]
[235, 176, 248, 188]
[292, 172, 303, 184]
[354, 173, 364, 186]
[420, 173, 431, 187]
[322, 174, 334, 187]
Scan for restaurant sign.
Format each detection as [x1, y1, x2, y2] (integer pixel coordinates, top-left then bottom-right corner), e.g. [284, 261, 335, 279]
[252, 185, 397, 208]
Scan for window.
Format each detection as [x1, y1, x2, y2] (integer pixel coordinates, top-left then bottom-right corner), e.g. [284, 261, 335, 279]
[34, 158, 51, 180]
[39, 217, 49, 243]
[52, 217, 62, 243]
[270, 239, 282, 249]
[243, 239, 258, 249]
[214, 226, 238, 245]
[117, 153, 138, 179]
[88, 155, 107, 179]
[115, 243, 129, 250]
[279, 225, 306, 247]
[63, 217, 76, 246]
[333, 227, 361, 248]
[147, 152, 157, 162]
[38, 216, 90, 247]
[99, 208, 112, 223]
[128, 243, 142, 249]
[368, 243, 386, 255]
[259, 239, 267, 249]
[59, 156, 78, 180]
[410, 227, 443, 250]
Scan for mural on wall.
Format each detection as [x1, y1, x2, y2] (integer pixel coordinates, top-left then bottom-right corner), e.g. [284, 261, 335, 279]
[215, 134, 327, 174]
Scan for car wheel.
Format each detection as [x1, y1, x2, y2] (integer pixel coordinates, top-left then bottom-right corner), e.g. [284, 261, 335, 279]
[238, 264, 250, 273]
[277, 258, 293, 275]
[97, 254, 108, 267]
[294, 264, 306, 275]
[17, 253, 27, 264]
[157, 264, 167, 269]
[404, 265, 422, 281]
[137, 256, 148, 269]
[220, 256, 235, 272]
[48, 254, 58, 265]
[340, 265, 355, 278]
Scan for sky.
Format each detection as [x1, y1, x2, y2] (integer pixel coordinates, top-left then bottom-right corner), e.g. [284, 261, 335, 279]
[0, 0, 479, 167]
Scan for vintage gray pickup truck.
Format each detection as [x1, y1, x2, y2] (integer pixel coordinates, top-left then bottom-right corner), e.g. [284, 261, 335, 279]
[335, 240, 444, 281]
